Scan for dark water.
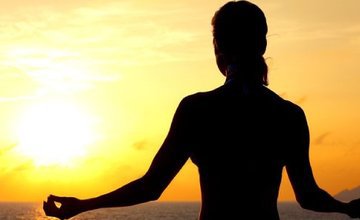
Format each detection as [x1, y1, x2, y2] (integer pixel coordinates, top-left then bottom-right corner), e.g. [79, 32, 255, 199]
[0, 202, 351, 219]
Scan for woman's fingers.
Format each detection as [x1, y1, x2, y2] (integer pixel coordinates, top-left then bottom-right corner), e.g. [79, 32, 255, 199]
[43, 200, 61, 217]
[44, 194, 81, 219]
[48, 194, 65, 203]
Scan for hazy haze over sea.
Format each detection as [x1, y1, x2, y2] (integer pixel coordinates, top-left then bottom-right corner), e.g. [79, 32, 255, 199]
[0, 201, 351, 219]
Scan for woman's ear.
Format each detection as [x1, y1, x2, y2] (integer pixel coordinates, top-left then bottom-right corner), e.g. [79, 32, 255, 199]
[213, 39, 227, 76]
[215, 53, 227, 76]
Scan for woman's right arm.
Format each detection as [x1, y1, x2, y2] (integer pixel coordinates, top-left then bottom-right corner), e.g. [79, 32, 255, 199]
[43, 97, 194, 219]
[285, 105, 360, 218]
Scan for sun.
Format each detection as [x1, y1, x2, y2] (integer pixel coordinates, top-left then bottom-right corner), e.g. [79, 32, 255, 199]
[15, 101, 96, 166]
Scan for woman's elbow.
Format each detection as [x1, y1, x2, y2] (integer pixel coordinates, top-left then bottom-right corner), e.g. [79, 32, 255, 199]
[295, 192, 318, 210]
[146, 189, 162, 201]
[297, 197, 314, 210]
[140, 174, 170, 202]
[295, 189, 331, 211]
[140, 179, 164, 201]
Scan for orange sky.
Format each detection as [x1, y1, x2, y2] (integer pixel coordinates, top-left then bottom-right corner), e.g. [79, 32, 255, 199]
[0, 0, 360, 202]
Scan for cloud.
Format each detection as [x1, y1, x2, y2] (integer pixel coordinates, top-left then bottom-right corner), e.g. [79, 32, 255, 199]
[0, 0, 209, 102]
[0, 88, 41, 103]
[276, 93, 307, 105]
[262, 1, 360, 52]
[132, 139, 148, 151]
[0, 65, 41, 102]
[295, 96, 307, 105]
[272, 1, 360, 25]
[12, 161, 33, 172]
[313, 132, 331, 145]
[0, 0, 206, 65]
[0, 143, 16, 157]
[0, 159, 33, 178]
[0, 95, 38, 103]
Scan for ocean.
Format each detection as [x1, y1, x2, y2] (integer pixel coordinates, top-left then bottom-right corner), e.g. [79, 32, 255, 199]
[0, 202, 351, 219]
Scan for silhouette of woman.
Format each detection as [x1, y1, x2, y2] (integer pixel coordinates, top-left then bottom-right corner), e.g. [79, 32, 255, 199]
[43, 1, 360, 219]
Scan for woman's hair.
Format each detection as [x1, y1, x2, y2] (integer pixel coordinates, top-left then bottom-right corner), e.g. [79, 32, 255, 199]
[212, 1, 268, 85]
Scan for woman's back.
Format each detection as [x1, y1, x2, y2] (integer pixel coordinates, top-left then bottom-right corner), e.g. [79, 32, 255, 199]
[185, 80, 301, 219]
[43, 2, 360, 220]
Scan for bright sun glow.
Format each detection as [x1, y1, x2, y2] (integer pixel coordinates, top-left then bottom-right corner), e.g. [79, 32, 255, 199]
[15, 101, 96, 166]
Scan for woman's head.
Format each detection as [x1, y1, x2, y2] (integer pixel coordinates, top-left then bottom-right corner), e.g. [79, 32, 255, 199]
[212, 1, 268, 85]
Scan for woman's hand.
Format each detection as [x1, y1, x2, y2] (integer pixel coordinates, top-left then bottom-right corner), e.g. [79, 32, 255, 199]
[43, 195, 84, 220]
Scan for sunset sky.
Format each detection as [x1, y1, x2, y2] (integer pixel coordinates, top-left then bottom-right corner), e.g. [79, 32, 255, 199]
[1, 0, 360, 202]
